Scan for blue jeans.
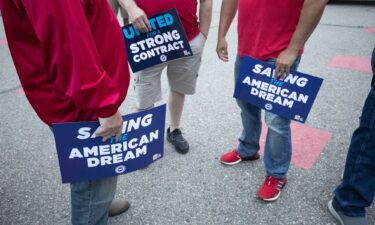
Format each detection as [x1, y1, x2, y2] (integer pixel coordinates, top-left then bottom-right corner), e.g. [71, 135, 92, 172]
[334, 48, 375, 217]
[70, 176, 117, 225]
[235, 55, 301, 178]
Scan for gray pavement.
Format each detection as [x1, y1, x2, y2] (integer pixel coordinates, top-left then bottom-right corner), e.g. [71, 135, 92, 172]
[1, 3, 375, 225]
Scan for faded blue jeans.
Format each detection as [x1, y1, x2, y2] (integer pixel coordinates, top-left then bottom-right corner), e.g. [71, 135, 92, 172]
[334, 48, 375, 217]
[70, 176, 117, 225]
[235, 55, 301, 179]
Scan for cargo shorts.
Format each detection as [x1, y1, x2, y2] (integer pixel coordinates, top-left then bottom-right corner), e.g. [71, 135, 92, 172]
[133, 32, 206, 110]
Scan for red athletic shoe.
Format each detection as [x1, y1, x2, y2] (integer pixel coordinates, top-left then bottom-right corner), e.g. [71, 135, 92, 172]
[257, 176, 287, 202]
[220, 149, 259, 165]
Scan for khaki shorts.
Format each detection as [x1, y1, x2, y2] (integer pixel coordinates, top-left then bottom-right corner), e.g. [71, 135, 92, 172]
[108, 0, 128, 18]
[133, 32, 206, 110]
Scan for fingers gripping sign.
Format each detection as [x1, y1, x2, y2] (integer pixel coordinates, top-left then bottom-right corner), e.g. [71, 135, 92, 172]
[127, 4, 152, 33]
[274, 48, 299, 80]
[95, 111, 123, 142]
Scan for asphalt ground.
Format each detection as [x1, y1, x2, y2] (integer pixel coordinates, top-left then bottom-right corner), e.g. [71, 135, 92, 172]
[1, 3, 375, 225]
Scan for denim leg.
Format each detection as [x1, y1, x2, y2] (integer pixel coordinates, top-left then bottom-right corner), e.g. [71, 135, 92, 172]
[71, 176, 118, 225]
[264, 112, 292, 178]
[263, 57, 300, 178]
[335, 86, 375, 217]
[235, 55, 262, 157]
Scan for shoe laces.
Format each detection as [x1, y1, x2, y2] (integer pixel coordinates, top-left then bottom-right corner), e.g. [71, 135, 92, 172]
[170, 129, 185, 142]
[264, 176, 282, 188]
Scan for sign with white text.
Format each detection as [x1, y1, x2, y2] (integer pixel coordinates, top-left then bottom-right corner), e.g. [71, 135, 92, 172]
[122, 8, 193, 73]
[234, 56, 323, 123]
[52, 105, 166, 183]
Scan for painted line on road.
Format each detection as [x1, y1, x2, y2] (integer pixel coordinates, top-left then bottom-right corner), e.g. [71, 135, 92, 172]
[328, 55, 371, 73]
[365, 27, 375, 33]
[0, 39, 7, 46]
[234, 122, 332, 170]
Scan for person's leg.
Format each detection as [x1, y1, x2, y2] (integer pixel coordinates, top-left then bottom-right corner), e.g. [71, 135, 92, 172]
[133, 63, 166, 111]
[256, 57, 301, 201]
[167, 32, 205, 129]
[334, 87, 375, 217]
[220, 55, 262, 165]
[263, 112, 292, 178]
[166, 32, 206, 153]
[168, 90, 185, 131]
[71, 176, 117, 225]
[235, 55, 262, 158]
[328, 48, 375, 225]
[263, 57, 301, 178]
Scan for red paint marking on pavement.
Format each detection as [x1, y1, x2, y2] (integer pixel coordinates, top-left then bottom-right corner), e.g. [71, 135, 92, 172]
[328, 55, 371, 73]
[16, 88, 25, 95]
[365, 27, 375, 33]
[234, 122, 332, 170]
[0, 39, 7, 46]
[288, 122, 332, 170]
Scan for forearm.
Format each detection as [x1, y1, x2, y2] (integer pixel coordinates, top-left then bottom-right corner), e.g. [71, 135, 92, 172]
[287, 0, 327, 52]
[199, 0, 213, 37]
[217, 0, 238, 40]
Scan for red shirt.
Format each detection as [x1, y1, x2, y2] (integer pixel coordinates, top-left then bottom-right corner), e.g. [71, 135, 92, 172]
[136, 0, 200, 41]
[238, 0, 304, 60]
[0, 0, 130, 126]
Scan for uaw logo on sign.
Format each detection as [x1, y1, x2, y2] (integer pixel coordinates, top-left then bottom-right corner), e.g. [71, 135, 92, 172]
[122, 8, 193, 73]
[234, 56, 323, 123]
[52, 105, 166, 183]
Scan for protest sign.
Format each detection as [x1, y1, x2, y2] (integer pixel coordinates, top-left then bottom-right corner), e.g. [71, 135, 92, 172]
[52, 105, 166, 183]
[234, 56, 323, 123]
[122, 8, 193, 73]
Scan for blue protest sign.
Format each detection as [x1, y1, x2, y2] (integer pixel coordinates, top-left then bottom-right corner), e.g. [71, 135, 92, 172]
[234, 56, 323, 123]
[52, 105, 166, 183]
[122, 8, 193, 73]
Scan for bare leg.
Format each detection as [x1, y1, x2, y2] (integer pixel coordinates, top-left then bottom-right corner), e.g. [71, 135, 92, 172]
[168, 90, 185, 131]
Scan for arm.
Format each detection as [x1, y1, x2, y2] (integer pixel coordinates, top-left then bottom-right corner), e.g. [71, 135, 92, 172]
[216, 0, 238, 62]
[118, 0, 151, 33]
[21, 0, 123, 141]
[199, 0, 213, 39]
[275, 0, 328, 79]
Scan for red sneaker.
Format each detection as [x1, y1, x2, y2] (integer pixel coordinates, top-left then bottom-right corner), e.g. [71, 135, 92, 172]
[220, 149, 259, 165]
[257, 176, 287, 202]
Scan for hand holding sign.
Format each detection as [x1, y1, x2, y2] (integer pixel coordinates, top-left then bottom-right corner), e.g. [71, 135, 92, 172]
[274, 48, 299, 80]
[234, 56, 323, 123]
[126, 3, 152, 33]
[123, 9, 193, 73]
[53, 105, 166, 183]
[96, 111, 123, 142]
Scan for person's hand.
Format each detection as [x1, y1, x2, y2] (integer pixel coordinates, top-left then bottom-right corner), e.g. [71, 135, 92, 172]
[95, 111, 123, 142]
[216, 38, 229, 62]
[127, 4, 151, 33]
[274, 48, 299, 80]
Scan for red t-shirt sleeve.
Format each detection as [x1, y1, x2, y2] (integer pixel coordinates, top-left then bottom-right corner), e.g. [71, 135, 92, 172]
[20, 0, 121, 118]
